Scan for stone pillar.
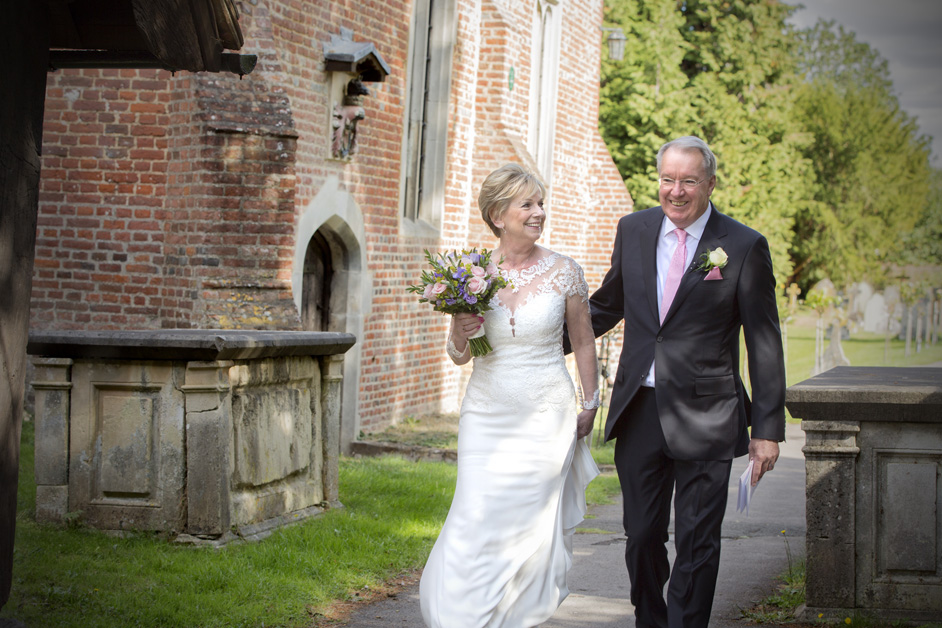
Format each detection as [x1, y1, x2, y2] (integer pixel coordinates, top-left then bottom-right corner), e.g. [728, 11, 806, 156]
[182, 361, 234, 536]
[30, 358, 73, 523]
[321, 354, 344, 506]
[801, 420, 860, 610]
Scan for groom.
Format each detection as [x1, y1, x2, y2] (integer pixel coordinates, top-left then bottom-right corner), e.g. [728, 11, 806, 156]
[578, 136, 785, 627]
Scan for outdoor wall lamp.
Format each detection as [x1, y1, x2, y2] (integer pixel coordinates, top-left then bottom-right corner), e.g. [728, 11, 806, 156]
[601, 27, 627, 61]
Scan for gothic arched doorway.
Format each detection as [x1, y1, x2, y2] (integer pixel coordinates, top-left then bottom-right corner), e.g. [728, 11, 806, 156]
[292, 179, 371, 454]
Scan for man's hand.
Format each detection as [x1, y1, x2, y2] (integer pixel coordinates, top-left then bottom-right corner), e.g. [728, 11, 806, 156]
[748, 438, 779, 486]
[576, 409, 596, 440]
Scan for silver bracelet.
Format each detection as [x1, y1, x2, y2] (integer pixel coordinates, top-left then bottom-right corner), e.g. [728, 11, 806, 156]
[582, 389, 601, 410]
[446, 336, 469, 361]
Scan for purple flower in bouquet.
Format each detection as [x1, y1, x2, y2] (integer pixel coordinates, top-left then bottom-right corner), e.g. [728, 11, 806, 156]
[407, 248, 510, 357]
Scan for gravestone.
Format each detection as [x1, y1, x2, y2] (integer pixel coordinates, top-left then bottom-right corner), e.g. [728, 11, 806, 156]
[29, 330, 355, 543]
[787, 283, 801, 314]
[863, 293, 887, 333]
[846, 282, 872, 332]
[852, 282, 873, 316]
[884, 285, 901, 315]
[822, 318, 850, 371]
[811, 278, 836, 298]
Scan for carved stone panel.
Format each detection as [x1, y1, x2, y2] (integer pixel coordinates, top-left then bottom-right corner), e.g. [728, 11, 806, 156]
[227, 356, 324, 527]
[230, 357, 316, 486]
[858, 422, 942, 612]
[69, 362, 186, 531]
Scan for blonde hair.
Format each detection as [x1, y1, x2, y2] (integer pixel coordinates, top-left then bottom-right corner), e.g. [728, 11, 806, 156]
[478, 164, 546, 237]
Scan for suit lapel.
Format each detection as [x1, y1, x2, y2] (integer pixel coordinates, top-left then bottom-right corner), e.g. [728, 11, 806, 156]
[640, 210, 662, 323]
[662, 207, 728, 324]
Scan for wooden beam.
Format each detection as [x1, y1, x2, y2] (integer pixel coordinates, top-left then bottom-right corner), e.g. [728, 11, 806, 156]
[130, 0, 244, 72]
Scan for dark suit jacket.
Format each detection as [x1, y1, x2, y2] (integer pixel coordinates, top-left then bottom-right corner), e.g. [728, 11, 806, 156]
[589, 205, 786, 460]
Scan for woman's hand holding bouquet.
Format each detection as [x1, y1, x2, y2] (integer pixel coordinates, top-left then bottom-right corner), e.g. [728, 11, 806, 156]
[407, 248, 509, 357]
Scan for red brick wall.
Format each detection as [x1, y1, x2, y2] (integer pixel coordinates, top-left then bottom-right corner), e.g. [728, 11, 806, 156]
[31, 0, 633, 435]
[35, 69, 173, 329]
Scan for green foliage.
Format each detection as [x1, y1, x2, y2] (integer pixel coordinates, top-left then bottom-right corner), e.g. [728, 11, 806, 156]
[903, 169, 942, 266]
[739, 558, 805, 624]
[600, 0, 693, 211]
[792, 80, 930, 290]
[804, 289, 841, 313]
[797, 20, 893, 93]
[789, 20, 931, 292]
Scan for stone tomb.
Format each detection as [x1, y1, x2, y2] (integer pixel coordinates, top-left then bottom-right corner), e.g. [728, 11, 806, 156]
[29, 330, 355, 543]
[786, 366, 942, 623]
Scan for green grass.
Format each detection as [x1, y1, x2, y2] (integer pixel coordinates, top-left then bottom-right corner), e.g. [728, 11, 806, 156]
[584, 471, 621, 508]
[2, 427, 457, 628]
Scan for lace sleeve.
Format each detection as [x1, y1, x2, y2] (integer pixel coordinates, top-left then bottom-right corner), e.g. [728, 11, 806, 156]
[556, 257, 590, 302]
[563, 258, 599, 407]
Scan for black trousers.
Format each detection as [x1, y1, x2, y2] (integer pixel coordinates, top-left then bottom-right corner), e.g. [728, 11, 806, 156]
[613, 387, 732, 628]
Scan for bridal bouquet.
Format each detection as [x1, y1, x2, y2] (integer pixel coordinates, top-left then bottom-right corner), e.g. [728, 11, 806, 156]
[407, 248, 509, 357]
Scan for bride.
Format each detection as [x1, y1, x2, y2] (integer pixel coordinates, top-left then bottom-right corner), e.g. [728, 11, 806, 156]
[420, 164, 601, 627]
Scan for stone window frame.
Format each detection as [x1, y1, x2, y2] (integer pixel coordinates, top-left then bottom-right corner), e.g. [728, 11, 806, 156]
[401, 0, 458, 236]
[528, 0, 561, 189]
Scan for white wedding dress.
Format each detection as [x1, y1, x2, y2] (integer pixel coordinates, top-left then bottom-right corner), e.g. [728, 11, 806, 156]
[420, 252, 600, 628]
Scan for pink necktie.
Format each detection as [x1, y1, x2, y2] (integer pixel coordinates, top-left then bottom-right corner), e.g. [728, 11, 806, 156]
[660, 228, 687, 324]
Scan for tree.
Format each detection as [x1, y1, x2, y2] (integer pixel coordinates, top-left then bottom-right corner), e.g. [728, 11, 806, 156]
[790, 21, 932, 292]
[797, 20, 893, 94]
[903, 168, 942, 268]
[600, 0, 692, 212]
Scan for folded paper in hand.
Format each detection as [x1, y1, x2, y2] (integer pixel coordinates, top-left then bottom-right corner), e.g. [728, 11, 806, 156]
[737, 459, 758, 515]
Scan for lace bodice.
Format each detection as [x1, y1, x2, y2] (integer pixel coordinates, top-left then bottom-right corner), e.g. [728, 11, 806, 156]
[462, 253, 590, 415]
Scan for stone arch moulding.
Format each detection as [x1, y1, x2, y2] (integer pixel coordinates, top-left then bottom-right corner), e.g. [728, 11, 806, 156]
[292, 176, 372, 452]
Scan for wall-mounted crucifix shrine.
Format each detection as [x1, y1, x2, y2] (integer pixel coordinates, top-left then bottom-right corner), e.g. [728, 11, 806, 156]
[323, 29, 390, 160]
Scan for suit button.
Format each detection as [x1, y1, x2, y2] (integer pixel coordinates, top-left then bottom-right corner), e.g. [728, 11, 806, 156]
[656, 336, 664, 342]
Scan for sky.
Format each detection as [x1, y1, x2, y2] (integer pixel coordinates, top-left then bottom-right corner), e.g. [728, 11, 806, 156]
[785, 0, 942, 166]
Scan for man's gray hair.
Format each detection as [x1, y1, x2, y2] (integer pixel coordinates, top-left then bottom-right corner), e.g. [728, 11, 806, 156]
[656, 136, 717, 178]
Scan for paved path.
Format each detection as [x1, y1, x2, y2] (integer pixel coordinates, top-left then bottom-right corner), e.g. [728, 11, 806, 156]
[345, 421, 807, 627]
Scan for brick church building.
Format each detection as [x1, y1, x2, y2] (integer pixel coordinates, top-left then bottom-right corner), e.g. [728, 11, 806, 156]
[31, 0, 633, 450]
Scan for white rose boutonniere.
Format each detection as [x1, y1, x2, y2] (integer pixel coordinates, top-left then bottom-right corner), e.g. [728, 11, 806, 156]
[697, 247, 728, 280]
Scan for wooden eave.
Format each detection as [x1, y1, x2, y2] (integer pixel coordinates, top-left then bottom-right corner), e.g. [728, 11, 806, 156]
[47, 0, 252, 74]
